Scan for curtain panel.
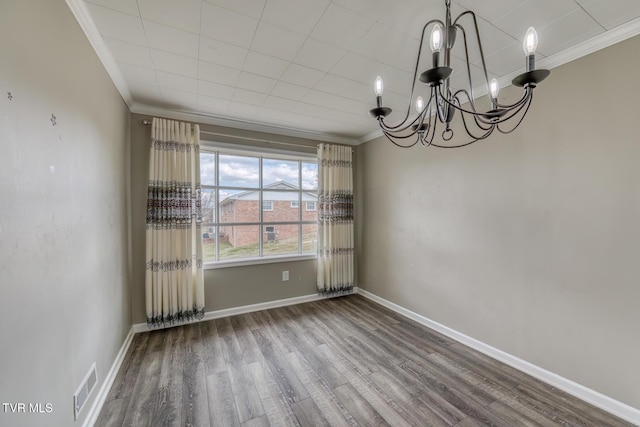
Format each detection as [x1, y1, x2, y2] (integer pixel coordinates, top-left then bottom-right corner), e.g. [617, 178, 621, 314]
[145, 118, 205, 327]
[317, 144, 355, 295]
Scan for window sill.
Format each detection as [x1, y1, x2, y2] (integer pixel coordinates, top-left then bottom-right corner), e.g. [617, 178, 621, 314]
[203, 254, 316, 269]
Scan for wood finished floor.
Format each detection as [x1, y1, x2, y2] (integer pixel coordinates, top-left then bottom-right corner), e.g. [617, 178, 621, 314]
[96, 295, 633, 427]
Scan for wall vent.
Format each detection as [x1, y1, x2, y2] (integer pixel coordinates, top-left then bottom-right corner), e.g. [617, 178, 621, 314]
[73, 363, 98, 421]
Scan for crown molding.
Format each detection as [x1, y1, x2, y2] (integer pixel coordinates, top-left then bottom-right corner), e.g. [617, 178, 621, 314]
[65, 0, 133, 109]
[130, 103, 359, 145]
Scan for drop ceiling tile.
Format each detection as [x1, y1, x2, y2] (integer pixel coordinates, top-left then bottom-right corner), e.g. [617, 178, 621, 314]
[85, 0, 139, 16]
[352, 23, 418, 72]
[150, 49, 198, 78]
[494, 0, 580, 40]
[137, 0, 201, 33]
[261, 0, 329, 35]
[85, 3, 146, 45]
[228, 101, 261, 117]
[236, 72, 278, 93]
[454, 0, 528, 24]
[294, 38, 347, 73]
[198, 80, 235, 99]
[117, 62, 157, 85]
[536, 8, 603, 56]
[310, 3, 375, 49]
[315, 74, 372, 102]
[332, 52, 411, 91]
[103, 37, 153, 68]
[579, 0, 640, 29]
[198, 61, 240, 86]
[451, 17, 519, 67]
[161, 88, 198, 109]
[280, 64, 325, 88]
[232, 88, 268, 106]
[242, 51, 289, 80]
[302, 90, 370, 115]
[199, 36, 248, 69]
[143, 20, 199, 59]
[197, 94, 230, 114]
[270, 81, 309, 101]
[251, 22, 307, 61]
[200, 2, 259, 49]
[481, 42, 525, 76]
[203, 0, 266, 19]
[156, 71, 198, 93]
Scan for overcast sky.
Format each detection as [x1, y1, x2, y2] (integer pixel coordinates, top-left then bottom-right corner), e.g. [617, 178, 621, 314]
[200, 153, 318, 191]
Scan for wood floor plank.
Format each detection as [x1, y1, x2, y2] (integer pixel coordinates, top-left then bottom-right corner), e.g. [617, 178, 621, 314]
[332, 383, 391, 427]
[94, 397, 130, 427]
[120, 350, 163, 427]
[285, 352, 356, 426]
[106, 332, 150, 400]
[251, 328, 310, 405]
[206, 371, 240, 427]
[97, 295, 634, 427]
[290, 398, 331, 427]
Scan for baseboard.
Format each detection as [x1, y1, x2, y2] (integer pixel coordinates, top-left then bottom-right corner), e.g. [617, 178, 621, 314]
[131, 290, 354, 333]
[82, 326, 135, 427]
[357, 288, 640, 425]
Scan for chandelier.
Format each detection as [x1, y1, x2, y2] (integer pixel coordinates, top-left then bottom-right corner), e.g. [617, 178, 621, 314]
[369, 0, 550, 148]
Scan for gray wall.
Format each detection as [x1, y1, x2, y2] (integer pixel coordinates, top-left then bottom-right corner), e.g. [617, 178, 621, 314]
[129, 113, 321, 324]
[0, 1, 131, 426]
[356, 35, 640, 409]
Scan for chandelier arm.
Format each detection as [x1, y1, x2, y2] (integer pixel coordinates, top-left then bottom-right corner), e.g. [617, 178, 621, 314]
[459, 108, 496, 140]
[453, 23, 477, 102]
[378, 95, 433, 134]
[492, 86, 532, 110]
[381, 129, 421, 148]
[453, 11, 492, 95]
[449, 90, 494, 131]
[442, 86, 530, 123]
[383, 18, 445, 131]
[497, 94, 534, 134]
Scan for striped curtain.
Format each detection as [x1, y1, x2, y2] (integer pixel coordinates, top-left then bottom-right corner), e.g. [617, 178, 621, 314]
[317, 144, 354, 295]
[145, 118, 205, 327]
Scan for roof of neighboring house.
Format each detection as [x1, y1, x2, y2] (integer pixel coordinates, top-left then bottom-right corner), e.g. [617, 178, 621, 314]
[220, 181, 317, 205]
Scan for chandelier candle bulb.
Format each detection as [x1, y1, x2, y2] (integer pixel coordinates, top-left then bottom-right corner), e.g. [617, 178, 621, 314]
[524, 27, 538, 72]
[430, 24, 443, 67]
[489, 78, 500, 99]
[416, 96, 425, 113]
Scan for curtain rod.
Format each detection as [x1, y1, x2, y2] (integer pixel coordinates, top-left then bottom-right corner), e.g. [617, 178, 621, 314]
[141, 120, 354, 151]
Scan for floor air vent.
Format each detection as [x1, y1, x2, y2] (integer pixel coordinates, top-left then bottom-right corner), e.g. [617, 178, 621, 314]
[73, 363, 98, 421]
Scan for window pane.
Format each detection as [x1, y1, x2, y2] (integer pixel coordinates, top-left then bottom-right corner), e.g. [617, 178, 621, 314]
[263, 190, 299, 222]
[202, 226, 216, 262]
[302, 161, 318, 190]
[302, 224, 317, 254]
[219, 225, 260, 260]
[263, 158, 299, 188]
[263, 225, 299, 256]
[201, 188, 216, 223]
[302, 192, 317, 222]
[219, 189, 259, 223]
[200, 152, 216, 185]
[219, 154, 259, 188]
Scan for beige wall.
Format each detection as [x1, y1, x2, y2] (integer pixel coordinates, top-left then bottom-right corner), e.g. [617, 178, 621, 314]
[356, 36, 640, 409]
[0, 1, 131, 426]
[129, 113, 321, 324]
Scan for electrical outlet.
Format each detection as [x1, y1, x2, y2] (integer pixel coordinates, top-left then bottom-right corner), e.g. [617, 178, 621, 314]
[282, 271, 289, 281]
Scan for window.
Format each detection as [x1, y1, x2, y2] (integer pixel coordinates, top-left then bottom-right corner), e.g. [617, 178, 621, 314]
[306, 201, 316, 211]
[200, 146, 318, 265]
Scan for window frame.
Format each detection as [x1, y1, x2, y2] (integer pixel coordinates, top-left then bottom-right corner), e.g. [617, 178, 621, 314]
[200, 143, 318, 268]
[306, 201, 316, 211]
